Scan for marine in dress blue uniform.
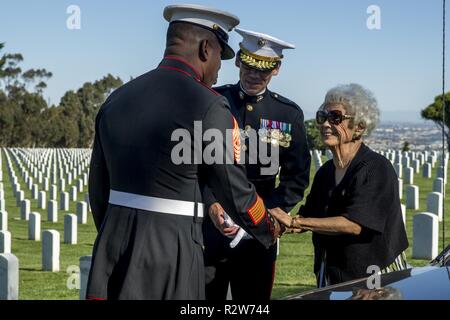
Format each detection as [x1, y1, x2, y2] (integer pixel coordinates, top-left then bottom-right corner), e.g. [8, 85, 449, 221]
[86, 5, 280, 300]
[203, 28, 311, 300]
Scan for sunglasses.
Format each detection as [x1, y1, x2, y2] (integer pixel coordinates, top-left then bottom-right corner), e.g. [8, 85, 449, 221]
[316, 110, 354, 125]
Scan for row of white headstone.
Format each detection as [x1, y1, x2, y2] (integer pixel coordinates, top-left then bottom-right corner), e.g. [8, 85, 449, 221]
[0, 148, 93, 300]
[0, 252, 92, 300]
[3, 148, 91, 205]
[1, 147, 448, 299]
[385, 150, 448, 261]
[6, 148, 90, 195]
[313, 148, 448, 262]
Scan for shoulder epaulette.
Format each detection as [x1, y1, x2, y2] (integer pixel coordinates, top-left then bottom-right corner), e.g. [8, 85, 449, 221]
[270, 91, 300, 111]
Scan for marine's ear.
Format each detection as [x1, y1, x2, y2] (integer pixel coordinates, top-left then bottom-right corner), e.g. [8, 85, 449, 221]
[235, 55, 240, 68]
[271, 61, 281, 77]
[199, 39, 209, 62]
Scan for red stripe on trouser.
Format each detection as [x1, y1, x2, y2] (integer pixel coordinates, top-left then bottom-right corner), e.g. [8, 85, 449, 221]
[86, 295, 106, 300]
[269, 261, 276, 298]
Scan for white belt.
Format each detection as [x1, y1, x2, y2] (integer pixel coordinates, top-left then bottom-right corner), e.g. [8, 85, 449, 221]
[108, 189, 204, 218]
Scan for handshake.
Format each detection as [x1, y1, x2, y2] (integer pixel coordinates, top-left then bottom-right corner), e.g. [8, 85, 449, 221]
[208, 203, 307, 246]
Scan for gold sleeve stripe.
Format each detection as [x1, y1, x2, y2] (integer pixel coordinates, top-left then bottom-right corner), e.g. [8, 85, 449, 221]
[247, 194, 266, 225]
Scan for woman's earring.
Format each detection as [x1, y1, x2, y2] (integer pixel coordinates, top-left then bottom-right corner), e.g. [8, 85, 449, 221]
[352, 132, 361, 141]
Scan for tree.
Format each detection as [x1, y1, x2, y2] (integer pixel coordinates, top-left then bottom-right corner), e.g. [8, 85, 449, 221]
[22, 68, 53, 94]
[304, 119, 325, 151]
[0, 43, 52, 147]
[402, 141, 410, 152]
[421, 92, 450, 150]
[56, 74, 123, 147]
[0, 53, 24, 90]
[0, 42, 123, 148]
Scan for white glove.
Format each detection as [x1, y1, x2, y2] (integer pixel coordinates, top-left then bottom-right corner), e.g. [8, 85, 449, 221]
[223, 213, 252, 247]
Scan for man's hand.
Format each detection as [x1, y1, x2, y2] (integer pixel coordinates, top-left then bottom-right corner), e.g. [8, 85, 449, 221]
[273, 218, 285, 239]
[208, 202, 239, 237]
[267, 208, 286, 240]
[268, 207, 291, 228]
[269, 207, 307, 233]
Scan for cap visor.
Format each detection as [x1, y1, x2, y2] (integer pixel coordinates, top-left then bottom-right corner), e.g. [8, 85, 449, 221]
[221, 42, 235, 60]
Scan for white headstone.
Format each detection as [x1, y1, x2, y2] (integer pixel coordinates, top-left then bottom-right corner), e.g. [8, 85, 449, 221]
[20, 199, 30, 221]
[325, 149, 333, 160]
[70, 186, 77, 202]
[422, 163, 432, 178]
[16, 190, 24, 207]
[77, 179, 83, 193]
[418, 153, 425, 166]
[47, 200, 58, 223]
[32, 184, 39, 200]
[64, 214, 77, 245]
[0, 211, 7, 231]
[50, 185, 57, 200]
[38, 191, 46, 209]
[76, 202, 88, 224]
[428, 155, 436, 168]
[28, 212, 41, 241]
[398, 178, 403, 200]
[0, 231, 11, 254]
[437, 166, 447, 184]
[42, 230, 60, 272]
[85, 193, 91, 212]
[0, 199, 4, 212]
[402, 157, 410, 168]
[412, 212, 439, 260]
[0, 253, 19, 300]
[59, 178, 65, 192]
[426, 192, 443, 222]
[60, 192, 69, 211]
[406, 185, 419, 210]
[79, 255, 92, 300]
[394, 163, 402, 178]
[404, 167, 414, 185]
[433, 178, 444, 194]
[412, 159, 420, 174]
[401, 204, 406, 227]
[43, 177, 49, 191]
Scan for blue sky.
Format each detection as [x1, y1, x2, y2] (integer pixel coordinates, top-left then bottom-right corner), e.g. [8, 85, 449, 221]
[0, 0, 447, 122]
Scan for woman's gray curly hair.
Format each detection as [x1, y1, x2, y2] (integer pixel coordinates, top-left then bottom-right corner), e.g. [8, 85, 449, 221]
[319, 83, 380, 137]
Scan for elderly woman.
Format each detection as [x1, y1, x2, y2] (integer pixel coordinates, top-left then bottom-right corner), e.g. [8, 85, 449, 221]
[271, 83, 409, 287]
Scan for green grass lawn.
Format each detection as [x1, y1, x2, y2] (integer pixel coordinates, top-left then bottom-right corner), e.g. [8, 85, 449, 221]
[1, 150, 449, 300]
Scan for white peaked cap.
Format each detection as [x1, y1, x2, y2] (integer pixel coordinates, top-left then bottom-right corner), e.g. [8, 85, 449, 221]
[164, 4, 240, 59]
[235, 28, 295, 70]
